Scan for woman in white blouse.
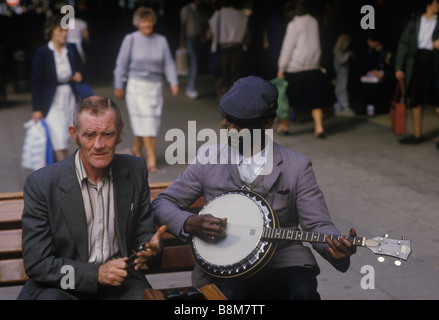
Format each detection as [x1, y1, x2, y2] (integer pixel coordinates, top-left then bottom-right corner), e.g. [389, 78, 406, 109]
[31, 14, 84, 161]
[114, 7, 179, 172]
[277, 1, 327, 138]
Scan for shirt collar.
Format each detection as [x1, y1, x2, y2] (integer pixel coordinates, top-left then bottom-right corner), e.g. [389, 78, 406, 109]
[48, 41, 68, 56]
[235, 137, 271, 168]
[74, 150, 112, 185]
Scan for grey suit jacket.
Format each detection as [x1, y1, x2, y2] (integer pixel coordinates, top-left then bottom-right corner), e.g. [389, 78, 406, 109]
[153, 142, 350, 287]
[20, 152, 155, 298]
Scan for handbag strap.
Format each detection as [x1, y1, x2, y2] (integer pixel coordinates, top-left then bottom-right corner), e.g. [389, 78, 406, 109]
[393, 78, 405, 102]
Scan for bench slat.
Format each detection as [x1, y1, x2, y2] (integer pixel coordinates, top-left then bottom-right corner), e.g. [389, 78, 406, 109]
[200, 284, 227, 300]
[0, 259, 28, 284]
[0, 192, 23, 201]
[0, 200, 24, 223]
[0, 229, 22, 253]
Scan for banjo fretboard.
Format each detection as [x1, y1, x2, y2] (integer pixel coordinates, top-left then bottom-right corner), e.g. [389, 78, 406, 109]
[262, 227, 365, 246]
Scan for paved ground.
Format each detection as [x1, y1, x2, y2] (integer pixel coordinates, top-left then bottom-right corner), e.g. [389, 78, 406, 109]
[1, 75, 438, 300]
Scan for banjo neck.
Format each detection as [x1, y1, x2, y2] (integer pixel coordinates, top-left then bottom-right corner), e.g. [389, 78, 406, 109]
[262, 227, 365, 246]
[192, 190, 412, 279]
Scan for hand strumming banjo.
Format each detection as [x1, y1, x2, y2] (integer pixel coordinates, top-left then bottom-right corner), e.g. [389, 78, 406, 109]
[191, 189, 412, 279]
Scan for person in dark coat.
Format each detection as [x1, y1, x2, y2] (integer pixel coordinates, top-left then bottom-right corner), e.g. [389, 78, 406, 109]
[395, 0, 439, 146]
[31, 14, 84, 161]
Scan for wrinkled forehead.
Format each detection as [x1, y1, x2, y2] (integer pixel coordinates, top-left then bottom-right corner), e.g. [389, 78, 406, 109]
[78, 108, 117, 131]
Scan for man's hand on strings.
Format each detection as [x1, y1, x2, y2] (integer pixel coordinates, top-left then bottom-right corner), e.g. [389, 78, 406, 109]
[184, 214, 227, 242]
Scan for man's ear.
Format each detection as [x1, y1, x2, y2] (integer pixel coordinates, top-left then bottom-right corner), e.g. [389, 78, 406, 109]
[68, 125, 77, 141]
[264, 118, 274, 129]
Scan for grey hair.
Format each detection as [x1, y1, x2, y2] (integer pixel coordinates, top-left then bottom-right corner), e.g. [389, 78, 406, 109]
[132, 7, 157, 28]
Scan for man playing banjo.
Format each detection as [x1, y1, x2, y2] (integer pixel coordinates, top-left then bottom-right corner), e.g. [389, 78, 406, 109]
[153, 76, 356, 300]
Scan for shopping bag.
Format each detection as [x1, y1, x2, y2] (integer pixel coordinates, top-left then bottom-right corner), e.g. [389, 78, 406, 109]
[40, 119, 54, 165]
[21, 119, 53, 171]
[75, 81, 94, 99]
[270, 78, 289, 120]
[390, 79, 406, 135]
[175, 48, 188, 76]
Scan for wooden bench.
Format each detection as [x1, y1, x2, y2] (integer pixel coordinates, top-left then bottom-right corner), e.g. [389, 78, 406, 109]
[0, 182, 226, 300]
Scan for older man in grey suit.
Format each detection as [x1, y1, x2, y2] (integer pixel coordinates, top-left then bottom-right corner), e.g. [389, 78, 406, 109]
[18, 96, 165, 300]
[153, 76, 356, 300]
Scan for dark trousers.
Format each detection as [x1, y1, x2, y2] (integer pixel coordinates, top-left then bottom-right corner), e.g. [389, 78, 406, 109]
[216, 44, 245, 99]
[212, 267, 321, 300]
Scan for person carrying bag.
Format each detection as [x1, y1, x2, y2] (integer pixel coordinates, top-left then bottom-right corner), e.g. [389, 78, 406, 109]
[390, 78, 406, 136]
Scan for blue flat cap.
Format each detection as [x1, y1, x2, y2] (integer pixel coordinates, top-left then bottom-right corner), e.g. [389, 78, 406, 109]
[219, 76, 278, 120]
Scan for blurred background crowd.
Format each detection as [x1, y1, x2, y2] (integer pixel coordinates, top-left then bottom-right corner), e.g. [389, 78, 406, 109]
[0, 0, 425, 101]
[0, 0, 437, 152]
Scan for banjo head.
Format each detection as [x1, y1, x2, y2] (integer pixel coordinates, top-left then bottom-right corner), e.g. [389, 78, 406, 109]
[191, 190, 278, 279]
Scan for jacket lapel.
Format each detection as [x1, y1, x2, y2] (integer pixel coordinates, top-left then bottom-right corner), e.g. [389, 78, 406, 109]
[260, 143, 282, 193]
[112, 155, 133, 257]
[57, 155, 89, 262]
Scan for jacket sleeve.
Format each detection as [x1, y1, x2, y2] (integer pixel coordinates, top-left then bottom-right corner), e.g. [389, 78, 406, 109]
[277, 19, 300, 72]
[152, 163, 204, 239]
[295, 156, 350, 272]
[68, 43, 85, 75]
[31, 47, 46, 112]
[162, 37, 178, 87]
[133, 158, 156, 247]
[113, 34, 133, 90]
[395, 18, 415, 72]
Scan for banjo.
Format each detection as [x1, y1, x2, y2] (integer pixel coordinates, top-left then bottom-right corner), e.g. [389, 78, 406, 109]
[191, 189, 412, 279]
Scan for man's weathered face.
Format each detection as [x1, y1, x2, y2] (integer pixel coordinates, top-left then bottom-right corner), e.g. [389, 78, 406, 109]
[71, 108, 120, 177]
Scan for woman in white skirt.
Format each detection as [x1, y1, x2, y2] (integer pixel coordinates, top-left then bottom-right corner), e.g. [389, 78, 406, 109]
[31, 14, 84, 161]
[277, 0, 328, 138]
[114, 7, 179, 172]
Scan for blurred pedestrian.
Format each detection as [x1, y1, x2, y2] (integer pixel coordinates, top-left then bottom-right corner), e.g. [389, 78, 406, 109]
[360, 33, 394, 117]
[333, 34, 354, 116]
[114, 7, 179, 172]
[208, 0, 250, 99]
[395, 0, 439, 146]
[180, 0, 209, 99]
[66, 15, 89, 65]
[31, 14, 84, 162]
[277, 0, 327, 138]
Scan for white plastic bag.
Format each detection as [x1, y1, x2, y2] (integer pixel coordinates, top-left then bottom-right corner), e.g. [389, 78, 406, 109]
[175, 48, 188, 76]
[21, 119, 49, 171]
